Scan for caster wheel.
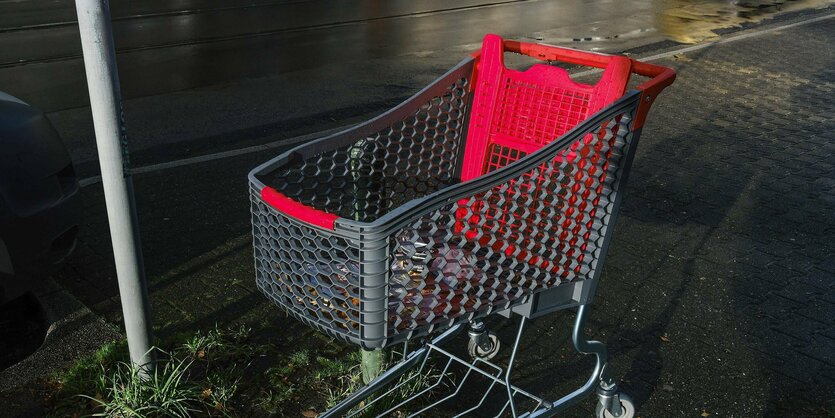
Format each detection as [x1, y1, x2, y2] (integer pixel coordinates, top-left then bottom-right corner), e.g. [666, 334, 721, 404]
[467, 331, 500, 361]
[595, 394, 635, 418]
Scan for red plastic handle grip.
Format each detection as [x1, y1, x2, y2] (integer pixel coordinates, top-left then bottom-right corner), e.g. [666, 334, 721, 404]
[632, 60, 676, 129]
[496, 38, 676, 129]
[502, 39, 615, 69]
[260, 186, 339, 230]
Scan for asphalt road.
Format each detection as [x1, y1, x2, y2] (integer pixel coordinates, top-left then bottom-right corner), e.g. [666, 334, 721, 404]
[0, 0, 668, 173]
[2, 0, 830, 174]
[0, 0, 662, 112]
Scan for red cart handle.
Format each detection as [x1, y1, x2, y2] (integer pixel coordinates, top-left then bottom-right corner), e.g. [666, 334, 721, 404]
[631, 60, 676, 129]
[493, 39, 676, 129]
[503, 39, 615, 69]
[261, 186, 339, 230]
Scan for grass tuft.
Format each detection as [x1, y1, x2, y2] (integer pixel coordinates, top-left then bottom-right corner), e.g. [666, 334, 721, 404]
[48, 325, 445, 417]
[49, 326, 256, 417]
[84, 354, 200, 418]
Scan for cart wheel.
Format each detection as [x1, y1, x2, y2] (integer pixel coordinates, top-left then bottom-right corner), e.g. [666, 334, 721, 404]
[467, 331, 500, 361]
[595, 394, 635, 418]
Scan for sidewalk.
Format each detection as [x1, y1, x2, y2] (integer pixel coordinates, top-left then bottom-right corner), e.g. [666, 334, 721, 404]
[28, 11, 835, 417]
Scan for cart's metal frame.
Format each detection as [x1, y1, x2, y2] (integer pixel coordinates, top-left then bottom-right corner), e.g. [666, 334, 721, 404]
[322, 304, 629, 418]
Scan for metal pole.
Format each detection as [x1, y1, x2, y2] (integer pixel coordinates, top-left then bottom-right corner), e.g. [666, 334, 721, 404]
[75, 0, 153, 370]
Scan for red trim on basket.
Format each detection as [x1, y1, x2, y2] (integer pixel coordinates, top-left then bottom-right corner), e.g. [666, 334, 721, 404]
[260, 186, 339, 230]
[632, 60, 677, 129]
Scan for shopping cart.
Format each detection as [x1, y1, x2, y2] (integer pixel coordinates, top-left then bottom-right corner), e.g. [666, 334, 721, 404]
[249, 34, 675, 417]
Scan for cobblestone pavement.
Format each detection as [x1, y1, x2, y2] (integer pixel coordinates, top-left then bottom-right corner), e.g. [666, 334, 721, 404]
[47, 12, 834, 417]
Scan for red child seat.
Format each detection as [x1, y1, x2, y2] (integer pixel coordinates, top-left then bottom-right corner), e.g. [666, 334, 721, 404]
[455, 34, 632, 276]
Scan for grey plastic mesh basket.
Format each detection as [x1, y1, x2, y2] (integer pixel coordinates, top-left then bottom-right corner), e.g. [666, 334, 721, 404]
[249, 58, 644, 349]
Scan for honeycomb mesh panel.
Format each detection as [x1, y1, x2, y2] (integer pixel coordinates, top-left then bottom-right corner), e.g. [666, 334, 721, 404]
[258, 77, 470, 223]
[387, 110, 634, 337]
[251, 188, 362, 342]
[492, 76, 592, 146]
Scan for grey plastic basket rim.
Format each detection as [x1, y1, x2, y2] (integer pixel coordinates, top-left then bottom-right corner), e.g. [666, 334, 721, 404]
[248, 65, 642, 239]
[248, 57, 475, 193]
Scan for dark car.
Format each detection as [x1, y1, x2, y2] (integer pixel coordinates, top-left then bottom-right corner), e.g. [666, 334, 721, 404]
[0, 91, 80, 303]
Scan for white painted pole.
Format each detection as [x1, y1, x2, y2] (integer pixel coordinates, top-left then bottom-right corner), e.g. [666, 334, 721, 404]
[74, 0, 153, 370]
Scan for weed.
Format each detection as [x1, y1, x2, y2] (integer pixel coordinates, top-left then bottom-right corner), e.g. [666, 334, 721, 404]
[50, 326, 256, 417]
[182, 331, 222, 358]
[257, 348, 362, 415]
[289, 349, 311, 367]
[49, 325, 446, 417]
[337, 357, 450, 417]
[315, 350, 360, 378]
[48, 339, 127, 416]
[324, 365, 363, 408]
[204, 367, 241, 416]
[85, 354, 201, 417]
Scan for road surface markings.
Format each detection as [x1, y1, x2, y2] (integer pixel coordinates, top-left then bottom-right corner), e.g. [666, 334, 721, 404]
[78, 10, 835, 189]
